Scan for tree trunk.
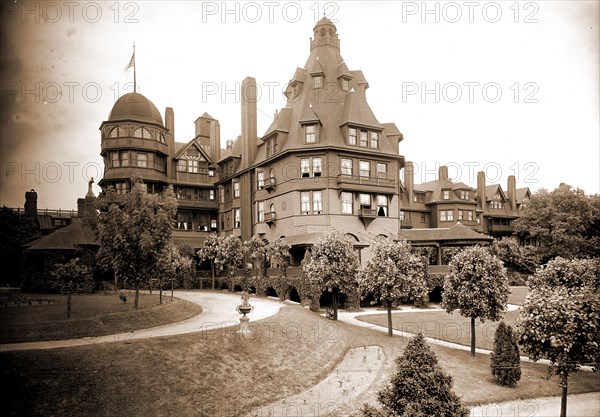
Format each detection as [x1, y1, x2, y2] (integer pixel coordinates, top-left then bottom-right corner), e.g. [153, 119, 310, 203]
[332, 291, 338, 321]
[387, 301, 393, 337]
[171, 279, 174, 300]
[114, 272, 118, 292]
[470, 317, 476, 356]
[211, 260, 215, 291]
[560, 370, 568, 417]
[149, 277, 153, 295]
[159, 286, 163, 305]
[134, 282, 140, 310]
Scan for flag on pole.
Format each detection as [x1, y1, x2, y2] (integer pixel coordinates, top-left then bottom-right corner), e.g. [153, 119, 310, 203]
[125, 52, 135, 72]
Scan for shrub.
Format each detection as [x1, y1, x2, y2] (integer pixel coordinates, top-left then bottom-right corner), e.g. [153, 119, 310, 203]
[118, 291, 128, 303]
[490, 321, 521, 386]
[366, 333, 468, 417]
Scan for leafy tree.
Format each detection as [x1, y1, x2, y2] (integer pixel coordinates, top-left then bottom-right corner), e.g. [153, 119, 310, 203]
[360, 238, 427, 336]
[0, 206, 41, 286]
[491, 237, 539, 275]
[514, 185, 600, 262]
[51, 257, 94, 293]
[366, 332, 468, 417]
[197, 233, 221, 290]
[268, 237, 291, 298]
[95, 176, 177, 309]
[490, 321, 521, 386]
[517, 258, 600, 417]
[244, 235, 269, 280]
[156, 243, 194, 303]
[214, 234, 244, 290]
[442, 246, 509, 356]
[302, 230, 360, 320]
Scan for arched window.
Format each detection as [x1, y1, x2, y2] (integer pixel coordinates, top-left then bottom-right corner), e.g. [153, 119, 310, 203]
[108, 126, 126, 138]
[133, 127, 153, 139]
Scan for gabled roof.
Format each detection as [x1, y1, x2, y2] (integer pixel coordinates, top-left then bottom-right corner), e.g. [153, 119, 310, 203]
[515, 187, 531, 204]
[218, 137, 243, 162]
[309, 58, 324, 75]
[173, 138, 213, 163]
[340, 91, 382, 129]
[398, 222, 492, 243]
[172, 231, 209, 250]
[290, 68, 306, 84]
[298, 104, 321, 124]
[25, 220, 97, 251]
[263, 108, 292, 137]
[485, 184, 506, 201]
[351, 70, 368, 86]
[337, 61, 353, 79]
[451, 182, 474, 191]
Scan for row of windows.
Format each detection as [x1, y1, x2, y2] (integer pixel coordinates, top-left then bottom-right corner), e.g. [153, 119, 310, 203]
[175, 187, 215, 201]
[110, 151, 166, 172]
[176, 159, 215, 176]
[399, 211, 427, 222]
[441, 189, 471, 200]
[489, 201, 503, 209]
[440, 209, 475, 222]
[107, 126, 166, 143]
[300, 191, 389, 216]
[301, 124, 381, 149]
[311, 75, 352, 92]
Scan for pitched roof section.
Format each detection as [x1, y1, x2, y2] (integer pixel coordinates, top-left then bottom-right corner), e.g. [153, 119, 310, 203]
[298, 104, 321, 124]
[25, 220, 97, 251]
[173, 138, 213, 163]
[340, 91, 382, 129]
[485, 184, 506, 200]
[515, 187, 531, 204]
[398, 222, 492, 243]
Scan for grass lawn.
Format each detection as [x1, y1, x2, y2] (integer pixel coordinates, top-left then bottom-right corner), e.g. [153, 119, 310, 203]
[0, 290, 598, 416]
[0, 291, 202, 343]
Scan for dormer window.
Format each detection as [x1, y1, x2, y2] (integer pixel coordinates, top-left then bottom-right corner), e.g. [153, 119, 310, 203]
[460, 190, 470, 200]
[208, 168, 215, 177]
[348, 128, 357, 145]
[313, 75, 323, 89]
[133, 127, 152, 139]
[370, 131, 379, 148]
[359, 130, 368, 147]
[442, 190, 451, 200]
[340, 78, 350, 91]
[305, 124, 316, 143]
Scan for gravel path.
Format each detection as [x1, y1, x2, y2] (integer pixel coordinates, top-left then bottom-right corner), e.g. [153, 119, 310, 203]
[0, 291, 283, 352]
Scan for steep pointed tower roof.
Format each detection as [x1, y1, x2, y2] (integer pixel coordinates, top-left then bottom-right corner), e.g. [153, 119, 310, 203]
[260, 18, 391, 154]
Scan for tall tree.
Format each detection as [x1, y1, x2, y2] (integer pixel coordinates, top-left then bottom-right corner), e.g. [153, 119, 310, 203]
[0, 207, 41, 286]
[364, 332, 468, 417]
[244, 235, 269, 280]
[517, 258, 600, 417]
[197, 233, 221, 290]
[95, 176, 177, 309]
[360, 238, 427, 336]
[442, 246, 509, 356]
[514, 184, 600, 262]
[490, 321, 521, 386]
[214, 234, 244, 290]
[302, 230, 360, 320]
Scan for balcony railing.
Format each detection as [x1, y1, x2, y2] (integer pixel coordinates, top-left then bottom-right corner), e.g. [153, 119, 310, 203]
[176, 197, 218, 209]
[264, 177, 276, 191]
[264, 211, 276, 224]
[337, 174, 396, 188]
[358, 208, 378, 219]
[400, 219, 413, 229]
[488, 224, 514, 232]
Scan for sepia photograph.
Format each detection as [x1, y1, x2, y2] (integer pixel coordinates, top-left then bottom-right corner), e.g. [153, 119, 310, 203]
[1, 1, 598, 416]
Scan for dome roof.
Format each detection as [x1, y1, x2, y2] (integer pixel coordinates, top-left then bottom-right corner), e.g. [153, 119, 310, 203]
[108, 92, 163, 126]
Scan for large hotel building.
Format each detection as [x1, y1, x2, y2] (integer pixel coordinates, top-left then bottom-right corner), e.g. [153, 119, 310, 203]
[97, 18, 530, 266]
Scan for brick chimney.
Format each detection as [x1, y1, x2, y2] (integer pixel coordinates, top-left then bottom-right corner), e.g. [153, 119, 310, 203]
[165, 107, 175, 176]
[439, 165, 449, 181]
[210, 119, 221, 163]
[24, 189, 38, 218]
[241, 77, 257, 169]
[404, 161, 414, 206]
[507, 175, 517, 210]
[477, 171, 486, 210]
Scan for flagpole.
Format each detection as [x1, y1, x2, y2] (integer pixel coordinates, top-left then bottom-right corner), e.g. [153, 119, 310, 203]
[133, 41, 136, 94]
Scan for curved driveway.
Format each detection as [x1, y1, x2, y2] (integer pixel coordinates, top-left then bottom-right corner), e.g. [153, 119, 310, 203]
[0, 291, 283, 352]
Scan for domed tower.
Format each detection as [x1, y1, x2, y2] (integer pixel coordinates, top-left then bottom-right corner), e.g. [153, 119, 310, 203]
[99, 92, 173, 193]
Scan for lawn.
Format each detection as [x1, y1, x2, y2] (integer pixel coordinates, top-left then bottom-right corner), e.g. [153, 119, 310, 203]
[0, 291, 202, 343]
[0, 290, 598, 417]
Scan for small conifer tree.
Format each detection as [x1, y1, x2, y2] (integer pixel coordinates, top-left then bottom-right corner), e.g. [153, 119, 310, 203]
[364, 333, 468, 417]
[491, 321, 522, 386]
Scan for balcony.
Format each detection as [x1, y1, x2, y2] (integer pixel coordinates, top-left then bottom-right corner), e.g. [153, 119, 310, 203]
[101, 137, 169, 155]
[175, 197, 218, 210]
[488, 224, 514, 233]
[458, 220, 479, 227]
[264, 211, 276, 225]
[337, 174, 396, 193]
[359, 208, 377, 219]
[264, 177, 276, 191]
[400, 219, 413, 229]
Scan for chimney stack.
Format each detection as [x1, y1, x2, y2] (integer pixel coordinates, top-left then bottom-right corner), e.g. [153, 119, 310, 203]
[507, 175, 517, 210]
[404, 161, 414, 206]
[210, 119, 221, 163]
[439, 165, 449, 181]
[477, 171, 486, 210]
[24, 189, 38, 218]
[165, 107, 175, 175]
[241, 77, 258, 168]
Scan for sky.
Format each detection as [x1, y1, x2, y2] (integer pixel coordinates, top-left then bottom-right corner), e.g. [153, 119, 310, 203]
[1, 0, 598, 210]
